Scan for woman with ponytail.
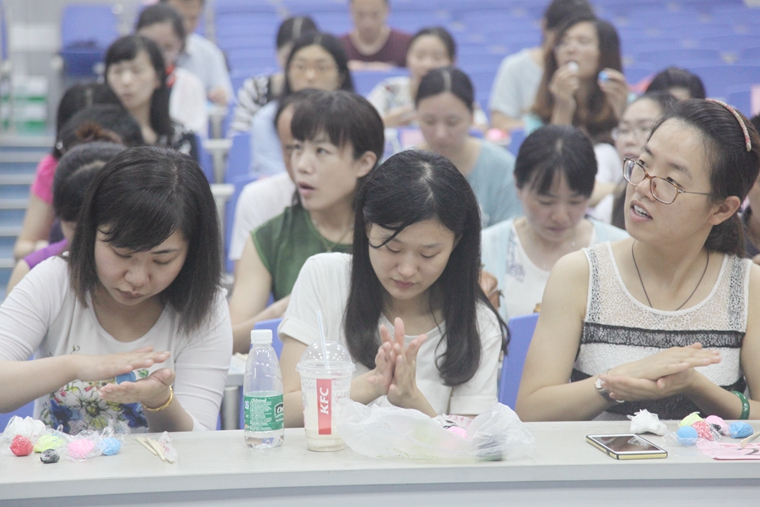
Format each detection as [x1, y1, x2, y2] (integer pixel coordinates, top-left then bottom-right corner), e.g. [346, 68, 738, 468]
[517, 99, 760, 421]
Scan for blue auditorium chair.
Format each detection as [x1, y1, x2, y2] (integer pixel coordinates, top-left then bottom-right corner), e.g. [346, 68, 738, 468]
[498, 313, 539, 409]
[631, 48, 723, 68]
[0, 402, 33, 432]
[687, 64, 760, 100]
[725, 84, 755, 117]
[60, 4, 118, 78]
[352, 68, 407, 97]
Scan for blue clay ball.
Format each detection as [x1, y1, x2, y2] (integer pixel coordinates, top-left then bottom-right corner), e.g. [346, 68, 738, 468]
[598, 70, 609, 82]
[677, 426, 698, 446]
[729, 422, 753, 439]
[99, 438, 122, 456]
[115, 371, 136, 384]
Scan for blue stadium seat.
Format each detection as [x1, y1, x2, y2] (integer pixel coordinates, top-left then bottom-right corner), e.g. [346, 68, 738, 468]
[687, 64, 760, 99]
[308, 12, 351, 35]
[630, 48, 723, 68]
[195, 135, 215, 183]
[352, 68, 407, 97]
[0, 1, 7, 61]
[725, 84, 755, 117]
[507, 128, 526, 157]
[498, 313, 538, 409]
[224, 172, 257, 273]
[215, 20, 279, 41]
[217, 34, 274, 52]
[226, 133, 252, 183]
[0, 402, 34, 433]
[623, 63, 658, 85]
[214, 0, 279, 16]
[60, 4, 118, 77]
[694, 35, 760, 51]
[227, 54, 279, 77]
[281, 0, 346, 13]
[712, 4, 760, 25]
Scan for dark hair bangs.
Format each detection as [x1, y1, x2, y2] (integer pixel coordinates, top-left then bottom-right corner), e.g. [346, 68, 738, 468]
[290, 90, 384, 161]
[105, 36, 142, 68]
[364, 181, 436, 248]
[96, 185, 188, 252]
[516, 125, 597, 197]
[290, 98, 348, 150]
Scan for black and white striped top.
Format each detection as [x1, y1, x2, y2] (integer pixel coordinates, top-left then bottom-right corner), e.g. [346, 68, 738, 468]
[572, 242, 749, 420]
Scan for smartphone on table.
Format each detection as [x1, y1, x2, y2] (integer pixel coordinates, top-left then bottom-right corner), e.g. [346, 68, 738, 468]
[586, 434, 668, 460]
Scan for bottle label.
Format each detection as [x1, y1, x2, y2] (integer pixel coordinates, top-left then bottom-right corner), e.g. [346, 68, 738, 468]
[244, 393, 284, 432]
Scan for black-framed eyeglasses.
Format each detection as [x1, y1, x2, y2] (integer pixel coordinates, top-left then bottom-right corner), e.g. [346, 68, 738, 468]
[622, 158, 711, 205]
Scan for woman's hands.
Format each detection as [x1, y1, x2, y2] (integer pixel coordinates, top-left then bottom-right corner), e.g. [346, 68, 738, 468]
[598, 343, 721, 402]
[549, 64, 580, 109]
[383, 105, 416, 127]
[369, 317, 433, 414]
[99, 367, 175, 408]
[73, 346, 170, 382]
[598, 68, 629, 120]
[69, 345, 174, 408]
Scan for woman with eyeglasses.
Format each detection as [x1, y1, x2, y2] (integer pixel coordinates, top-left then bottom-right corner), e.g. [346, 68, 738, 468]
[249, 31, 354, 177]
[516, 99, 760, 421]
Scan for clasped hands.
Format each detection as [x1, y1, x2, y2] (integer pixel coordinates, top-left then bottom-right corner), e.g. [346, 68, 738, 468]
[75, 346, 175, 410]
[598, 343, 721, 402]
[367, 317, 428, 409]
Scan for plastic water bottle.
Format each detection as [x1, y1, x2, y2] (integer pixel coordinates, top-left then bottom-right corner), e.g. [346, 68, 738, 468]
[244, 329, 284, 448]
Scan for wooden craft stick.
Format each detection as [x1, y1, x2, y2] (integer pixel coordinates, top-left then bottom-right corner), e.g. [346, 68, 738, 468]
[137, 437, 158, 456]
[740, 431, 760, 449]
[147, 438, 167, 462]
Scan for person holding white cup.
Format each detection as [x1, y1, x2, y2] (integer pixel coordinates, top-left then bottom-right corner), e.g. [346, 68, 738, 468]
[279, 149, 508, 442]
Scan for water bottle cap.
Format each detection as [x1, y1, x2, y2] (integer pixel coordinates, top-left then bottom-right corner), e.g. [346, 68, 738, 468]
[250, 329, 273, 345]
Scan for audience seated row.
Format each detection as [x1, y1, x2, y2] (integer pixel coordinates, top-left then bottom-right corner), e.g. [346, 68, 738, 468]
[3, 0, 760, 435]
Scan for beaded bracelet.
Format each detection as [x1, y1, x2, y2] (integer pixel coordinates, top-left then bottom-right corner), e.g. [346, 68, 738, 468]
[143, 386, 174, 413]
[731, 390, 750, 420]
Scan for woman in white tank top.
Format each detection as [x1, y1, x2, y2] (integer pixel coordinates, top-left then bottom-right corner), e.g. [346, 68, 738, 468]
[516, 99, 760, 421]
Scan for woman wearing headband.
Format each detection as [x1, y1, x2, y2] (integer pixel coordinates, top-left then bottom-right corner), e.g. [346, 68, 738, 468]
[517, 99, 760, 421]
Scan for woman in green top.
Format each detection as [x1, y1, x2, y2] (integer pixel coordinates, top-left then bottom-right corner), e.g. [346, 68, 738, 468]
[229, 90, 385, 353]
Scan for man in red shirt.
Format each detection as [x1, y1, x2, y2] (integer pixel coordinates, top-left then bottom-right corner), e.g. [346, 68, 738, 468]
[340, 0, 412, 68]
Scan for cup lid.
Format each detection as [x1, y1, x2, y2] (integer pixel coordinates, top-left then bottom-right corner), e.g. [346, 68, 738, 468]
[296, 341, 355, 376]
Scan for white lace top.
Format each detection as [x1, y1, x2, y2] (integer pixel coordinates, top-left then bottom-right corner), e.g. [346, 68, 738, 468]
[573, 242, 750, 419]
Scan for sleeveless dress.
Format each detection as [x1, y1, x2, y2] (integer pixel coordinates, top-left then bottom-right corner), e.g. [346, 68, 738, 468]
[572, 242, 750, 420]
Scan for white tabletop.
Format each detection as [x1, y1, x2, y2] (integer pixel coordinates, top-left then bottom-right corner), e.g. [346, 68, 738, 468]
[2, 420, 759, 506]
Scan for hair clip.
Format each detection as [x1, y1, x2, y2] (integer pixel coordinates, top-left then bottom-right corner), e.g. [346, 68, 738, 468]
[706, 99, 752, 152]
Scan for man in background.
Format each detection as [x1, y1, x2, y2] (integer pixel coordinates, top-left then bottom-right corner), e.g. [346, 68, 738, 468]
[340, 0, 412, 68]
[162, 0, 233, 105]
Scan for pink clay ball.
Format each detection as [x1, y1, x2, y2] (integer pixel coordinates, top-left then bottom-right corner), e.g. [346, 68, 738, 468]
[67, 439, 95, 460]
[692, 420, 715, 441]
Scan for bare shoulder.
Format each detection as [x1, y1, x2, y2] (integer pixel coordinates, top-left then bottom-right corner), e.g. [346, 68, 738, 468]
[550, 249, 591, 289]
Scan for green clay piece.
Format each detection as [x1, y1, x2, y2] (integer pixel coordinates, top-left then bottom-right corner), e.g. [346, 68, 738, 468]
[34, 434, 66, 453]
[680, 411, 703, 427]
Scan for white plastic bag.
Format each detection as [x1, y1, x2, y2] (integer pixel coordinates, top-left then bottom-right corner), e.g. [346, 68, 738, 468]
[338, 401, 534, 461]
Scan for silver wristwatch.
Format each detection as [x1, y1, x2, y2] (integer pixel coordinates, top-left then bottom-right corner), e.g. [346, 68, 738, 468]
[595, 370, 625, 404]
